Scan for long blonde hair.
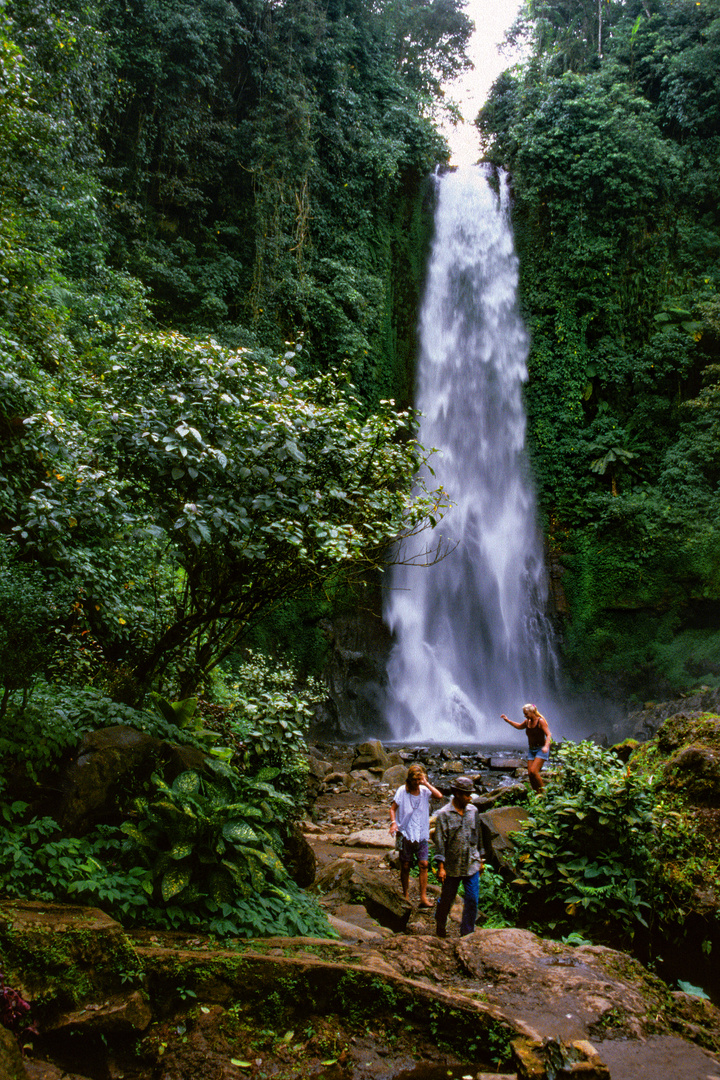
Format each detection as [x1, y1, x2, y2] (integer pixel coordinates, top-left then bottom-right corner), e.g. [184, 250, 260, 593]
[523, 703, 546, 725]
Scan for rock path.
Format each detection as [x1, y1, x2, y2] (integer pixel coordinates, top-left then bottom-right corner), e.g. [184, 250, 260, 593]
[302, 742, 720, 1080]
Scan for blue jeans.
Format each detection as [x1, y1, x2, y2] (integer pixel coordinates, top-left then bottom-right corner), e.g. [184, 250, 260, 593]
[435, 870, 479, 937]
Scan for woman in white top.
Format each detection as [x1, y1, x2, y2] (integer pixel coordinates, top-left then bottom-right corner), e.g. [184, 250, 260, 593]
[389, 763, 443, 908]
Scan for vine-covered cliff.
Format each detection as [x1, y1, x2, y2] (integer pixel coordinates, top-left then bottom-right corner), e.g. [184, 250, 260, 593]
[479, 0, 720, 700]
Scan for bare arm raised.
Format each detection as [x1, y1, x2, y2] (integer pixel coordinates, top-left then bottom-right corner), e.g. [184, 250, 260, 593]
[421, 774, 443, 800]
[501, 713, 526, 731]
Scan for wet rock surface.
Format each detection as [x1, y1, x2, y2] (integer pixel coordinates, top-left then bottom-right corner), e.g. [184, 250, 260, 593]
[299, 741, 720, 1079]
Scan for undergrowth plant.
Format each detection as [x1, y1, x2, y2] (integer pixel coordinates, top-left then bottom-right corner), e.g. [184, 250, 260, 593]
[475, 867, 522, 929]
[509, 740, 659, 939]
[122, 764, 291, 908]
[0, 968, 36, 1043]
[205, 651, 323, 800]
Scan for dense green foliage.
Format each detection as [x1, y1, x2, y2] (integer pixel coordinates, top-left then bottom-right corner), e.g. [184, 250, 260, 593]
[0, 0, 472, 938]
[4, 326, 446, 703]
[510, 741, 658, 934]
[479, 0, 720, 697]
[7, 0, 468, 395]
[490, 738, 719, 950]
[0, 665, 331, 937]
[0, 0, 469, 706]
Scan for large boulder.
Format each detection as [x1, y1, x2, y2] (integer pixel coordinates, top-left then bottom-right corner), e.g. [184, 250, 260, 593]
[351, 738, 390, 774]
[489, 756, 527, 772]
[307, 755, 333, 781]
[344, 828, 395, 849]
[456, 927, 720, 1076]
[457, 928, 689, 1044]
[636, 711, 720, 803]
[381, 763, 408, 789]
[620, 689, 720, 744]
[57, 725, 209, 835]
[0, 901, 144, 1030]
[666, 742, 720, 800]
[440, 760, 465, 774]
[312, 858, 411, 932]
[478, 805, 529, 872]
[43, 990, 152, 1039]
[474, 785, 525, 811]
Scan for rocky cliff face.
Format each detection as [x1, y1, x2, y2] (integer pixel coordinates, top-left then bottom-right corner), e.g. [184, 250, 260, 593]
[317, 610, 393, 739]
[620, 687, 720, 744]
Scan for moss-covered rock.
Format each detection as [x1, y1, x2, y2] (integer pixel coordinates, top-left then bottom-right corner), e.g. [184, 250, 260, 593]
[656, 713, 720, 801]
[0, 900, 144, 1022]
[611, 738, 641, 763]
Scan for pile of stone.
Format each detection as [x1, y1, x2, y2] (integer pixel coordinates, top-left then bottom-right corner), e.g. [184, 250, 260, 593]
[308, 736, 528, 806]
[300, 736, 538, 946]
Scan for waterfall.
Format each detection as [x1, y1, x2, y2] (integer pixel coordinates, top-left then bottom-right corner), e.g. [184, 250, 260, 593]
[383, 165, 559, 743]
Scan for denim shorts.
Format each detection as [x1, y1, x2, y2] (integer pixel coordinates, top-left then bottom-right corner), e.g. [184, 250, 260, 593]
[399, 836, 429, 864]
[527, 747, 549, 762]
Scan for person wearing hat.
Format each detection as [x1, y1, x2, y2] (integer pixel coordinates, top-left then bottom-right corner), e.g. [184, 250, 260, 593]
[433, 776, 484, 938]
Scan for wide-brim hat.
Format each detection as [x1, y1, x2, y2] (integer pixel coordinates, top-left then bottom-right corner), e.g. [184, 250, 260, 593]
[451, 776, 474, 793]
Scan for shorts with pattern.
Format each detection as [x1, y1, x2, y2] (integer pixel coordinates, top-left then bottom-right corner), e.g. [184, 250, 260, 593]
[399, 836, 429, 864]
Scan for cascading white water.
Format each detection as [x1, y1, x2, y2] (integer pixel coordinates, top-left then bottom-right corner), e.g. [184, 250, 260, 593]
[383, 164, 559, 743]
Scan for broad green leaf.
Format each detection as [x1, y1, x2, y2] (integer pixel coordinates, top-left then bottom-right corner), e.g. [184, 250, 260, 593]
[153, 696, 198, 728]
[255, 766, 280, 782]
[208, 870, 234, 904]
[120, 822, 153, 848]
[170, 841, 195, 861]
[172, 771, 201, 798]
[161, 864, 191, 901]
[223, 821, 258, 844]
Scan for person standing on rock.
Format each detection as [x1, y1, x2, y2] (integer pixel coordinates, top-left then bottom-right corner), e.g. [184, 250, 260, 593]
[433, 776, 484, 938]
[389, 764, 443, 909]
[501, 703, 552, 793]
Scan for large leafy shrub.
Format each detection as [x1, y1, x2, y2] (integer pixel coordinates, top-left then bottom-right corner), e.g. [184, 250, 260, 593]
[0, 759, 331, 939]
[510, 741, 658, 937]
[7, 330, 446, 703]
[122, 765, 291, 909]
[0, 673, 331, 938]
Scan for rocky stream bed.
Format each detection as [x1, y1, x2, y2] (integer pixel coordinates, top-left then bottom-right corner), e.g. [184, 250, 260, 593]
[2, 730, 720, 1080]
